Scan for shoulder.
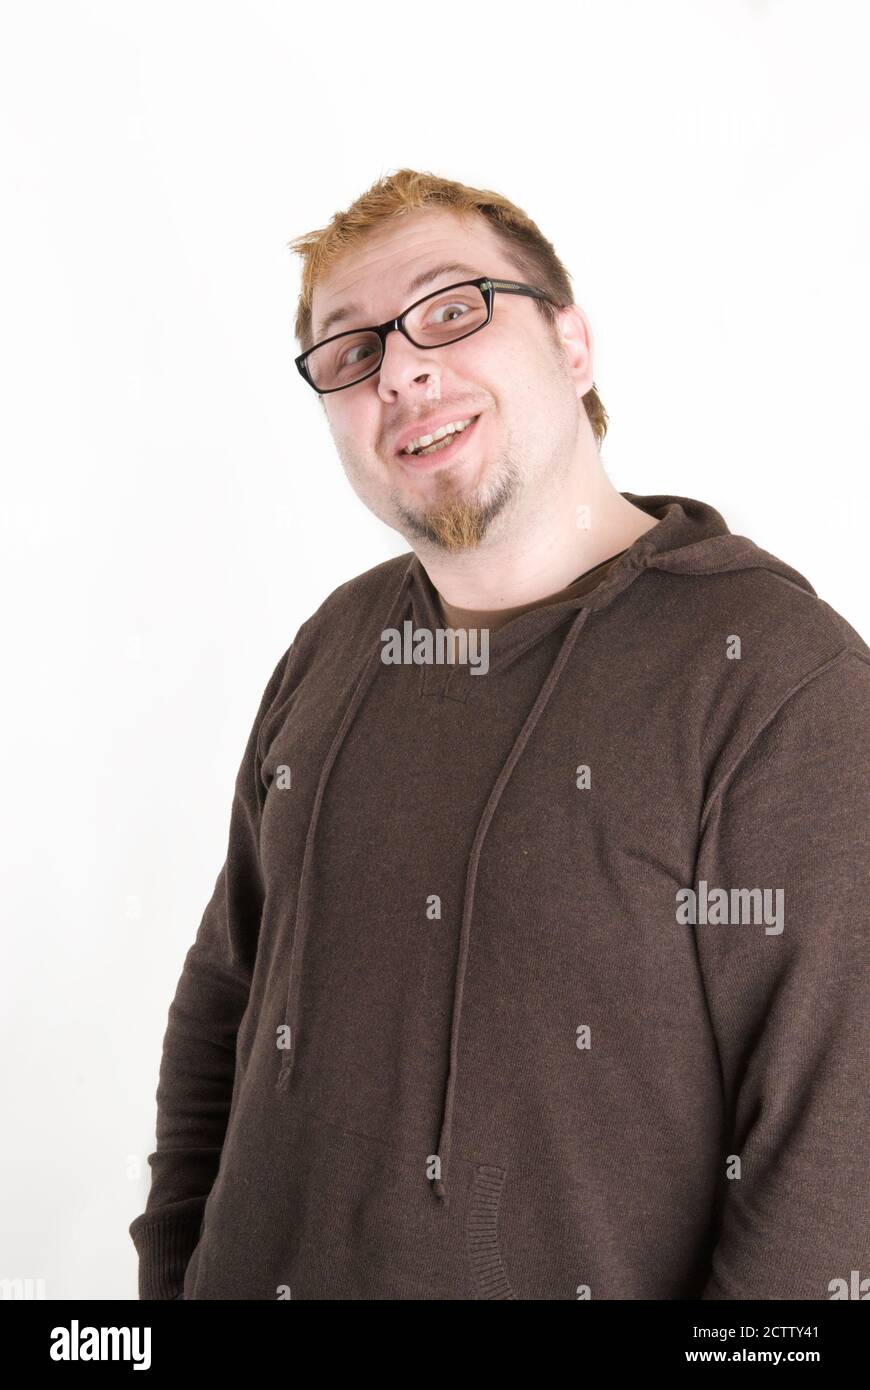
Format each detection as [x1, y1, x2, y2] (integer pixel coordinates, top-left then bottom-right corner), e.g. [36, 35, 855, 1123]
[637, 538, 869, 781]
[255, 552, 414, 739]
[643, 540, 868, 678]
[290, 551, 413, 652]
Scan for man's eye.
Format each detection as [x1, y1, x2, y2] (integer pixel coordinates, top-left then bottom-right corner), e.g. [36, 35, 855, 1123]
[428, 301, 470, 324]
[338, 343, 375, 369]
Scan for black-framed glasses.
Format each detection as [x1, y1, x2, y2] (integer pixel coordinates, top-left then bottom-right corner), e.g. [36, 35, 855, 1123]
[295, 275, 560, 395]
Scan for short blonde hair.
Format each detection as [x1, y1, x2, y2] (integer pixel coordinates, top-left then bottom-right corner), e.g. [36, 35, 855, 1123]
[287, 167, 608, 446]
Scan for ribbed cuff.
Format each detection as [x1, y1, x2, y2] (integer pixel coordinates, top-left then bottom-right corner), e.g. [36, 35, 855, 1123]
[129, 1212, 203, 1300]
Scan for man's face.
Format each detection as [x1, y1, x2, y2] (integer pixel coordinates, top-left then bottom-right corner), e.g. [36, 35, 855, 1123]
[309, 208, 588, 555]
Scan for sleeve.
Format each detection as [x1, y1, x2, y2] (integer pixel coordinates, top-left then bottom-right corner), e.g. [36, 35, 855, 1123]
[128, 643, 293, 1300]
[692, 649, 870, 1299]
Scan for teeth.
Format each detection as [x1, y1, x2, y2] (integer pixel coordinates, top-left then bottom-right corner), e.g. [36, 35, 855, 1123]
[403, 417, 475, 455]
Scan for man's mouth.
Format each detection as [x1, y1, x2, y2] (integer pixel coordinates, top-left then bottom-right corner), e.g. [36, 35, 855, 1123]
[398, 414, 481, 465]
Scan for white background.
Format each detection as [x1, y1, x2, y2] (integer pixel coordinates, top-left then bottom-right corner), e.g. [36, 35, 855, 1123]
[0, 0, 867, 1299]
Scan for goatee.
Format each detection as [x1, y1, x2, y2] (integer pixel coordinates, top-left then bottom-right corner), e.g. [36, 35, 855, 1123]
[395, 457, 520, 554]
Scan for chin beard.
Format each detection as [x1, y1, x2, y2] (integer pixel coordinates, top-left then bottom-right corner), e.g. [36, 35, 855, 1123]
[393, 455, 521, 554]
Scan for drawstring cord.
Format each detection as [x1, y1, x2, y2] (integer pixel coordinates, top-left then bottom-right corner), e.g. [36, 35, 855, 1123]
[431, 604, 592, 1201]
[276, 562, 416, 1090]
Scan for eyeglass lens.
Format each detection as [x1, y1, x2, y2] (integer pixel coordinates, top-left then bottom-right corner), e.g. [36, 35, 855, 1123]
[306, 283, 488, 391]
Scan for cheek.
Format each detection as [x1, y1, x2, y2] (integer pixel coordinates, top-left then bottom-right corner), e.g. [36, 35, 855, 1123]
[330, 414, 370, 462]
[338, 432, 389, 486]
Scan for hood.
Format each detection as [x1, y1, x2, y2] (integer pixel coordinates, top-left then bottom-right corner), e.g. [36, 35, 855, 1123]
[622, 492, 813, 592]
[275, 493, 817, 1201]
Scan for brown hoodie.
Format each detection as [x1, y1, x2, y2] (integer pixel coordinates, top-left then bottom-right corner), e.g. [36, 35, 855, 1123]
[129, 492, 870, 1300]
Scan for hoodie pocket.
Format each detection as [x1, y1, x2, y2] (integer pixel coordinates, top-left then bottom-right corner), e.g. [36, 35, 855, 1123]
[465, 1163, 517, 1300]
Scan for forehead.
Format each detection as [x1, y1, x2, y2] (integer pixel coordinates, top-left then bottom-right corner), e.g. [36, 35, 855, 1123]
[310, 208, 506, 342]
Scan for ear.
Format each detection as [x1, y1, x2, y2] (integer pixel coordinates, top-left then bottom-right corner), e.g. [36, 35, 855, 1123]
[552, 303, 595, 399]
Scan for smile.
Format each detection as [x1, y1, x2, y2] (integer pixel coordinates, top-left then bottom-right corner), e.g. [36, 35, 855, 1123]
[398, 415, 481, 469]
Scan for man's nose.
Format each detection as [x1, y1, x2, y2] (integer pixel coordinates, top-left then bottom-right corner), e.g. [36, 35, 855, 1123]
[377, 330, 441, 397]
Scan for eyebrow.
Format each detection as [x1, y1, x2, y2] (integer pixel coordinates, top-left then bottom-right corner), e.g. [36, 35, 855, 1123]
[313, 260, 482, 344]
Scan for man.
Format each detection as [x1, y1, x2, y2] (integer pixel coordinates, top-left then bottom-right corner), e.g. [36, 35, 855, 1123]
[130, 169, 870, 1300]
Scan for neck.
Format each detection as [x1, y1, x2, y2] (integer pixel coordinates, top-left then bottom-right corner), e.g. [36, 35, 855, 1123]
[415, 449, 659, 613]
